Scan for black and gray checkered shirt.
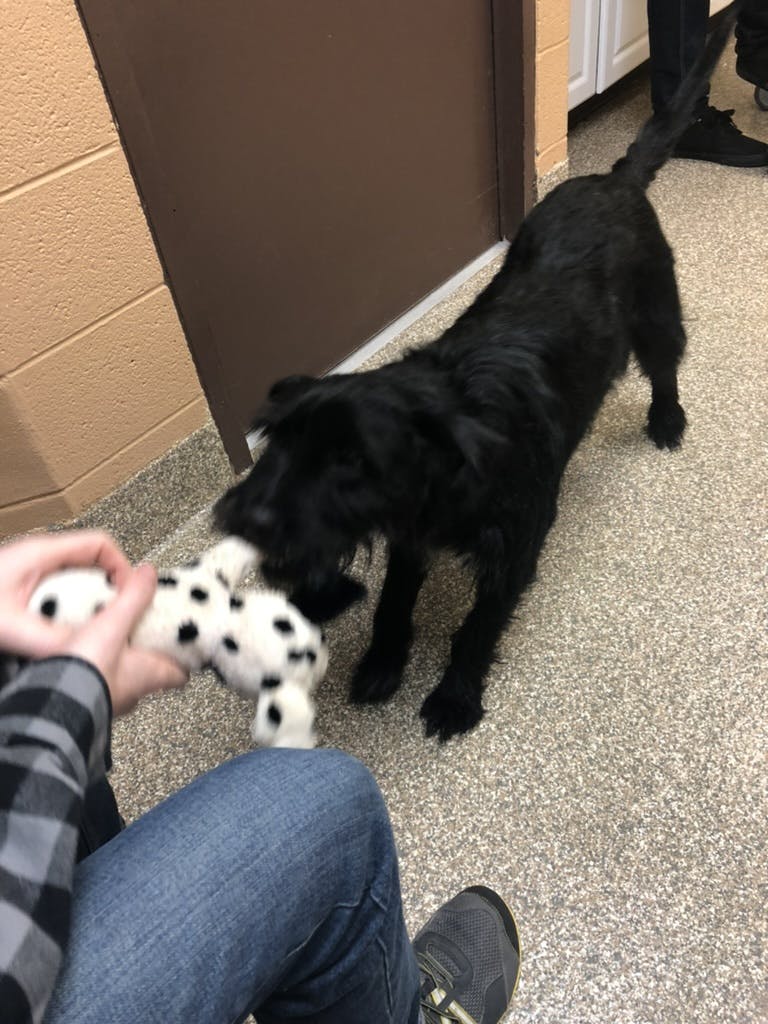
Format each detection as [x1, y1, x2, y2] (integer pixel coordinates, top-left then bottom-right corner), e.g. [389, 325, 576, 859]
[0, 656, 110, 1023]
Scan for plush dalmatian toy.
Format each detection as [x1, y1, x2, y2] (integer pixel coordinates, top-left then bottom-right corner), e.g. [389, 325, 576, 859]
[26, 537, 327, 748]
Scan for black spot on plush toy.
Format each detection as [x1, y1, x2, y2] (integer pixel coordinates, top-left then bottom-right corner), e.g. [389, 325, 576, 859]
[27, 537, 327, 748]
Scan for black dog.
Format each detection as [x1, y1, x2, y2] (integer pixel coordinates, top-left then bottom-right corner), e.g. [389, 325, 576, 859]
[216, 10, 737, 741]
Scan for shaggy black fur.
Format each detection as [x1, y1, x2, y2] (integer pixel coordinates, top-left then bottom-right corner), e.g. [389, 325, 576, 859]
[215, 9, 738, 742]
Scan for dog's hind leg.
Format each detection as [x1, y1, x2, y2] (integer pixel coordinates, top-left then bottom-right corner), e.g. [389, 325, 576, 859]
[349, 544, 426, 705]
[630, 259, 688, 449]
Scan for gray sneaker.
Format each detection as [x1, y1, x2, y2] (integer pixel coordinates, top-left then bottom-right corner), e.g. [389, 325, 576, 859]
[413, 886, 521, 1024]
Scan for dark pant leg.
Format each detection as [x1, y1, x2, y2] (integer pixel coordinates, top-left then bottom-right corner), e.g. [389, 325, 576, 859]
[736, 0, 768, 84]
[647, 0, 711, 114]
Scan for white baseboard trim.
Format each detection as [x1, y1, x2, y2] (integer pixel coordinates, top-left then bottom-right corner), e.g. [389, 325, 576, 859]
[330, 240, 509, 375]
[247, 240, 508, 453]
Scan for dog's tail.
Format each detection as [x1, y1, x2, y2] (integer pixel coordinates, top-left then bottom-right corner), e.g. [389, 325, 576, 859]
[612, 1, 741, 188]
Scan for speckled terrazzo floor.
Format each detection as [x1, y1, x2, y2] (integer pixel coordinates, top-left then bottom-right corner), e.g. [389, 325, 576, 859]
[103, 51, 766, 1024]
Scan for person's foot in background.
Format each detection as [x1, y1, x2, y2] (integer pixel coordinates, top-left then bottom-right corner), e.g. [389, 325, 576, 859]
[672, 104, 768, 166]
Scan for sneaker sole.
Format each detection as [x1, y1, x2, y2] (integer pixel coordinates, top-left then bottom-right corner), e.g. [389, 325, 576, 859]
[672, 150, 768, 167]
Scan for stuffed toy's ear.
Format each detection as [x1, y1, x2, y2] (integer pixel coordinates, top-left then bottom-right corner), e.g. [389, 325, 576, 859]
[200, 537, 260, 590]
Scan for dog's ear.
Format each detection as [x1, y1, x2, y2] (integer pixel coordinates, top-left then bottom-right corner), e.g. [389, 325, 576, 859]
[289, 573, 368, 623]
[414, 409, 504, 473]
[268, 375, 316, 404]
[310, 396, 359, 451]
[249, 375, 316, 433]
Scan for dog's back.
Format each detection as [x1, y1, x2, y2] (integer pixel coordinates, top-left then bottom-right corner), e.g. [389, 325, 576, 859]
[413, 3, 740, 463]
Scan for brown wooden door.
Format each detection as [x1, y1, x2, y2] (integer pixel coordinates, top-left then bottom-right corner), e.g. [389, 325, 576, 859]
[76, 1, 534, 469]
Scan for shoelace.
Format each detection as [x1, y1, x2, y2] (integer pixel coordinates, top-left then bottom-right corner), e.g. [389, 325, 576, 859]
[420, 997, 462, 1024]
[700, 106, 744, 136]
[418, 953, 468, 1024]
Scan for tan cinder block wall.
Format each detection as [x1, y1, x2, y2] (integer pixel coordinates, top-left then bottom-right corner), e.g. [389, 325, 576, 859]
[0, 1, 208, 539]
[536, 0, 570, 175]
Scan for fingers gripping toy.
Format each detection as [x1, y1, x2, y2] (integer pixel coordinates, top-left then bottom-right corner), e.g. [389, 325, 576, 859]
[27, 538, 328, 749]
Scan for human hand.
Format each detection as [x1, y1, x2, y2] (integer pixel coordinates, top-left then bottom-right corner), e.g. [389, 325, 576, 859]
[0, 531, 133, 659]
[0, 531, 187, 715]
[62, 562, 188, 715]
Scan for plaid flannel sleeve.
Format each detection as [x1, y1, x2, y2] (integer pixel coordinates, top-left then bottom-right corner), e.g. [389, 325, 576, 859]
[0, 656, 111, 1024]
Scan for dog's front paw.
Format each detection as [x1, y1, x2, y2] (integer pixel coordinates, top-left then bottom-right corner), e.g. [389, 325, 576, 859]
[349, 648, 404, 704]
[647, 400, 686, 450]
[420, 687, 485, 743]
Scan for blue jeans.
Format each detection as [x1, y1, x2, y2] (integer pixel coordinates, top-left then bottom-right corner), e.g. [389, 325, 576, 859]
[44, 749, 422, 1024]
